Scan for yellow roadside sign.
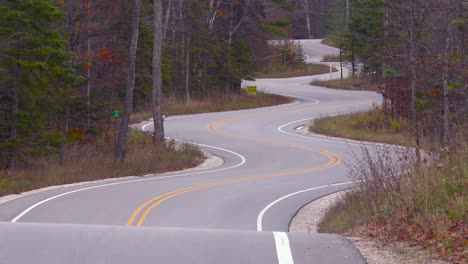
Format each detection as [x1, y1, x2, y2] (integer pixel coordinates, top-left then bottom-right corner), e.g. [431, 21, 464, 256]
[247, 86, 257, 96]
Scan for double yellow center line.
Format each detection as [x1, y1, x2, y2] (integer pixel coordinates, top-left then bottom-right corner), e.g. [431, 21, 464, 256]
[127, 93, 375, 227]
[127, 113, 341, 226]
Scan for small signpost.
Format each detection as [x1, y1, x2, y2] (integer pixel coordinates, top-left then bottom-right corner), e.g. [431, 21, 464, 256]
[113, 110, 120, 118]
[247, 86, 257, 96]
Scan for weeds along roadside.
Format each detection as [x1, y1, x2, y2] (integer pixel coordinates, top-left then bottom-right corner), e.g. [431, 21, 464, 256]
[0, 130, 204, 197]
[314, 110, 467, 263]
[0, 92, 291, 197]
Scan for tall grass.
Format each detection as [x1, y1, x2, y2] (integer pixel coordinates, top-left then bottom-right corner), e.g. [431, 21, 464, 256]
[310, 108, 415, 146]
[0, 131, 204, 196]
[255, 64, 336, 78]
[318, 142, 467, 263]
[311, 76, 377, 91]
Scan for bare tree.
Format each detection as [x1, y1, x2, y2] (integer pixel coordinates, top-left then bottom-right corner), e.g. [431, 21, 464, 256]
[152, 0, 166, 143]
[114, 0, 140, 161]
[300, 0, 312, 39]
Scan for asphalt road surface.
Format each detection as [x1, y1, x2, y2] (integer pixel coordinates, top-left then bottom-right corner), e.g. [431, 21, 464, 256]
[0, 39, 382, 264]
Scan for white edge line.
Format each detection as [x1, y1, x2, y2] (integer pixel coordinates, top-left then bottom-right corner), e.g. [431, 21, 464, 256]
[278, 117, 376, 147]
[11, 121, 246, 223]
[273, 231, 295, 264]
[256, 182, 354, 232]
[273, 93, 319, 104]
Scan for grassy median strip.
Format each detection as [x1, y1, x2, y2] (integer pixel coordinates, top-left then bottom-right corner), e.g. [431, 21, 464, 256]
[254, 64, 336, 79]
[311, 76, 377, 91]
[310, 108, 414, 146]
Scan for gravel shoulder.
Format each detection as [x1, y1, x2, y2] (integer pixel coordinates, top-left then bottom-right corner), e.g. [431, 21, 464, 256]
[289, 191, 451, 264]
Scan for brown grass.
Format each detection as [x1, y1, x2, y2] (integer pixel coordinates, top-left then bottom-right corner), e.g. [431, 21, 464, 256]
[130, 92, 292, 124]
[0, 131, 204, 196]
[313, 107, 467, 263]
[310, 108, 415, 146]
[318, 145, 467, 263]
[311, 76, 377, 91]
[254, 64, 336, 79]
[321, 35, 338, 48]
[321, 54, 348, 62]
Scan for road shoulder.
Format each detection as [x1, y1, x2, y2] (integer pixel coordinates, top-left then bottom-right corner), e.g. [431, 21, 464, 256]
[289, 191, 451, 264]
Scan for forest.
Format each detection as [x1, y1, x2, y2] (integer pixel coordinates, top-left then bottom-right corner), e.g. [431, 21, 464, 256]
[327, 0, 466, 156]
[0, 0, 465, 193]
[0, 0, 313, 173]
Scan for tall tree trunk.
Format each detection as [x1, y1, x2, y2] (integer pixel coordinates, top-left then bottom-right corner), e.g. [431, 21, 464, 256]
[409, 2, 421, 162]
[86, 0, 92, 128]
[8, 63, 19, 170]
[185, 34, 191, 103]
[301, 0, 312, 39]
[152, 0, 165, 143]
[442, 26, 451, 146]
[382, 0, 388, 116]
[114, 0, 140, 161]
[225, 1, 235, 93]
[345, 0, 350, 29]
[163, 0, 172, 38]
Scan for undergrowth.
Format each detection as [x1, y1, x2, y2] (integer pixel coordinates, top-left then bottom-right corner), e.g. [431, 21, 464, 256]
[310, 107, 414, 146]
[0, 131, 204, 196]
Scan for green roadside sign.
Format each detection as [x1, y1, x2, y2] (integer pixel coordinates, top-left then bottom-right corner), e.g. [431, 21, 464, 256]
[113, 110, 120, 118]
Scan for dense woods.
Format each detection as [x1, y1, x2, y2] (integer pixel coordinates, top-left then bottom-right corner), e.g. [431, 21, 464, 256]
[0, 0, 305, 170]
[0, 0, 465, 180]
[326, 0, 466, 154]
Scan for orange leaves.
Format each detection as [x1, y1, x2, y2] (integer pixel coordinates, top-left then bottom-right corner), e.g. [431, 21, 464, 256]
[96, 47, 115, 60]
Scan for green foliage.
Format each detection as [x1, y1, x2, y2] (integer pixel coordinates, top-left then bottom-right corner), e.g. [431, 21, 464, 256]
[271, 0, 295, 12]
[230, 39, 255, 81]
[261, 19, 292, 37]
[0, 0, 74, 168]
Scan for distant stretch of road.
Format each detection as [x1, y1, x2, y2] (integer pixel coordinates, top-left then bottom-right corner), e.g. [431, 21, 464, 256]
[0, 39, 381, 264]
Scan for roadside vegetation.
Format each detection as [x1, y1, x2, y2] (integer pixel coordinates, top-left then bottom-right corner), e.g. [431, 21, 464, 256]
[0, 1, 302, 196]
[311, 76, 377, 91]
[255, 64, 335, 78]
[310, 108, 414, 146]
[313, 1, 465, 260]
[318, 142, 466, 263]
[0, 131, 204, 197]
[131, 92, 292, 124]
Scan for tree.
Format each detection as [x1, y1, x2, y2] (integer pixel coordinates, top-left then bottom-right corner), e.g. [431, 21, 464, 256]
[152, 0, 165, 143]
[114, 0, 141, 161]
[0, 0, 74, 169]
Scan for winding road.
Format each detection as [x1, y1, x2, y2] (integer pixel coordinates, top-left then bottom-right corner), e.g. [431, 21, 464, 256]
[0, 39, 382, 264]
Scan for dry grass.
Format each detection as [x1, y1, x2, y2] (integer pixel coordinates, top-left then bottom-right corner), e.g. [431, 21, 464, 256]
[322, 55, 348, 62]
[0, 131, 204, 196]
[311, 76, 377, 91]
[321, 35, 338, 48]
[310, 108, 415, 146]
[130, 92, 292, 124]
[254, 64, 336, 79]
[318, 145, 467, 263]
[313, 107, 467, 263]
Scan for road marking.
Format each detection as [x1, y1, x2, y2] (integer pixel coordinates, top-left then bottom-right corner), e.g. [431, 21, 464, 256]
[277, 117, 405, 149]
[11, 139, 246, 223]
[128, 158, 341, 226]
[128, 102, 348, 226]
[273, 232, 294, 264]
[256, 182, 354, 232]
[272, 93, 320, 104]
